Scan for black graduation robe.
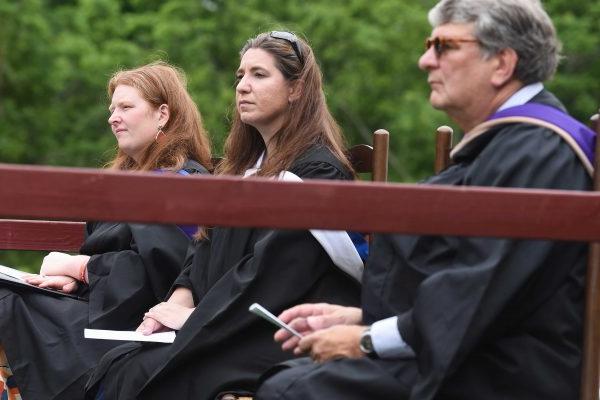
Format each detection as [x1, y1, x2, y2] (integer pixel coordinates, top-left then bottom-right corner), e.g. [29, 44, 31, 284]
[256, 90, 591, 399]
[85, 145, 362, 400]
[0, 160, 207, 400]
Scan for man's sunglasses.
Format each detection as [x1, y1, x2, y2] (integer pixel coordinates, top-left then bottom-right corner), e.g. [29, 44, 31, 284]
[425, 36, 479, 57]
[270, 31, 304, 64]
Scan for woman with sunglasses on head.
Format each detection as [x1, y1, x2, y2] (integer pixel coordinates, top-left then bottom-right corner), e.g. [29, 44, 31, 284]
[0, 61, 212, 400]
[85, 31, 362, 400]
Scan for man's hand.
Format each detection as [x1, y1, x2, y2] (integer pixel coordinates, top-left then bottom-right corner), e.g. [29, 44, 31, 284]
[274, 303, 362, 352]
[143, 302, 195, 331]
[297, 325, 366, 362]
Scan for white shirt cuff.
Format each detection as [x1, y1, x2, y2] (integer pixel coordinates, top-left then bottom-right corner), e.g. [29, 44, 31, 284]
[370, 316, 414, 359]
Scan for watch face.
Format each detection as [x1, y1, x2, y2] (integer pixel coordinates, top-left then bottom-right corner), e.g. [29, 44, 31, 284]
[360, 329, 374, 354]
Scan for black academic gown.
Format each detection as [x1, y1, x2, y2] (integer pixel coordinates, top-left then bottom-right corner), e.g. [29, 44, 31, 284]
[0, 160, 207, 400]
[256, 90, 591, 400]
[85, 146, 362, 400]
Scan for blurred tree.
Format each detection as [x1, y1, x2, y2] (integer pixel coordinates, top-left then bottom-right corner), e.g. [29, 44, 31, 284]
[545, 0, 600, 126]
[2, 0, 596, 177]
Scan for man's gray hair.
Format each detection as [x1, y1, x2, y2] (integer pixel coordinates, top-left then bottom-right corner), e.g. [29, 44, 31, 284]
[428, 0, 561, 84]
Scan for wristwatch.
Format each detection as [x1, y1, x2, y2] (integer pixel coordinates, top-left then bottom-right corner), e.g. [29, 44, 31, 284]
[359, 326, 376, 357]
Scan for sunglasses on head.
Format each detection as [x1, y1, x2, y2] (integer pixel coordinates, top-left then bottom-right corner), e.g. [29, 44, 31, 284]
[270, 31, 304, 64]
[425, 36, 479, 57]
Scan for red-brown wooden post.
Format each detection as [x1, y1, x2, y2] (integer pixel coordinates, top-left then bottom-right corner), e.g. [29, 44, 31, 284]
[434, 126, 453, 174]
[581, 111, 600, 400]
[372, 129, 389, 182]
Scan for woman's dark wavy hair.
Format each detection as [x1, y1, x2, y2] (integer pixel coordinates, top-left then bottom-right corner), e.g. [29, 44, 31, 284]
[217, 32, 353, 177]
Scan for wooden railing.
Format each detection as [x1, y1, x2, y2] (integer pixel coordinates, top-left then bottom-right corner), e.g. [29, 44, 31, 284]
[2, 163, 600, 241]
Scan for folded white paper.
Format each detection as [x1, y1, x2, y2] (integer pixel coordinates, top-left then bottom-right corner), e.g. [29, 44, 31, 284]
[0, 264, 28, 280]
[84, 328, 176, 343]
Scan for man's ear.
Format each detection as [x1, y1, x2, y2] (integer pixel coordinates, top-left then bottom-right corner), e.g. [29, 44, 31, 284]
[288, 80, 304, 103]
[491, 48, 518, 87]
[158, 104, 170, 127]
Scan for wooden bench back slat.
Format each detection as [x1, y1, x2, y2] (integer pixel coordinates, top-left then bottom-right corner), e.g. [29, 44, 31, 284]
[372, 129, 389, 182]
[434, 126, 453, 174]
[2, 163, 600, 241]
[348, 130, 389, 245]
[0, 220, 85, 252]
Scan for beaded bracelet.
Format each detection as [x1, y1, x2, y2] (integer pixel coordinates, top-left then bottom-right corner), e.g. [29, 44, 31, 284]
[79, 260, 88, 284]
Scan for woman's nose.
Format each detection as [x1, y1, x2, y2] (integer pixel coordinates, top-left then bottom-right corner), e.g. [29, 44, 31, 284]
[108, 111, 119, 125]
[236, 76, 250, 93]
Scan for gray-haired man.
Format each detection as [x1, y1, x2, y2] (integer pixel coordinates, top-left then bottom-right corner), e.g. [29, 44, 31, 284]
[256, 0, 595, 399]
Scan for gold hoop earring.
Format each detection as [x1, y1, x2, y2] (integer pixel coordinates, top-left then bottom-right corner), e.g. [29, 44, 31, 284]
[155, 125, 165, 141]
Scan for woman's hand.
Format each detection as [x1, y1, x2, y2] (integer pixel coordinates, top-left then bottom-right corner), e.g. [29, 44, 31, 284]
[136, 317, 167, 335]
[137, 288, 195, 335]
[24, 274, 79, 293]
[274, 303, 363, 352]
[143, 302, 195, 331]
[39, 252, 90, 280]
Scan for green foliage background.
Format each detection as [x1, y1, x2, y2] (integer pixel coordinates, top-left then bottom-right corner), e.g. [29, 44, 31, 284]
[1, 0, 599, 271]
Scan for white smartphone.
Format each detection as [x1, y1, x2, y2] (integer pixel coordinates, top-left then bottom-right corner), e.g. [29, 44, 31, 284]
[249, 303, 303, 338]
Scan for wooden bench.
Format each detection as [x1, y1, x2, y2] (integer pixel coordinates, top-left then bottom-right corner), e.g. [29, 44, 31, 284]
[0, 220, 84, 252]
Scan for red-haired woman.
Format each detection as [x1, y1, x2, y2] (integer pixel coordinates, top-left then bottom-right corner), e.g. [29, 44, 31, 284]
[0, 61, 212, 400]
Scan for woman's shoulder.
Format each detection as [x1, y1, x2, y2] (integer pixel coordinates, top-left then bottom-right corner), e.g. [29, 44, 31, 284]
[290, 145, 352, 181]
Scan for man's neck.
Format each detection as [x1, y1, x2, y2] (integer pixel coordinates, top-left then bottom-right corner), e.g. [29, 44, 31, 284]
[452, 80, 525, 132]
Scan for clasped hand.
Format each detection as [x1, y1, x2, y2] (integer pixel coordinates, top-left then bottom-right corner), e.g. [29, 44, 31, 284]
[274, 303, 365, 362]
[24, 252, 89, 293]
